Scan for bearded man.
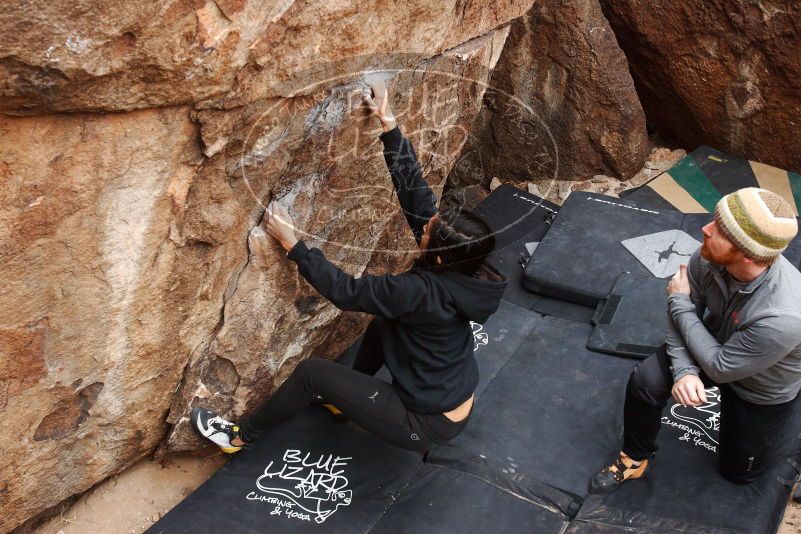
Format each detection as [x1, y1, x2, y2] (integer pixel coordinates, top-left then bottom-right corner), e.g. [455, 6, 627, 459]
[591, 188, 801, 492]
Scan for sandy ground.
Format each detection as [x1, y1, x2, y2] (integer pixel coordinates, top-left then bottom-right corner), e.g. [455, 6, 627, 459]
[27, 449, 801, 534]
[31, 454, 227, 534]
[782, 500, 801, 534]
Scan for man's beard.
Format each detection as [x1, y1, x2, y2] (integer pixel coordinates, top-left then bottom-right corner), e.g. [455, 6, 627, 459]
[700, 240, 741, 266]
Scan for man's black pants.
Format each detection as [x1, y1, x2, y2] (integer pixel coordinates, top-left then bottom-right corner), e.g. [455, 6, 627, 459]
[623, 347, 796, 483]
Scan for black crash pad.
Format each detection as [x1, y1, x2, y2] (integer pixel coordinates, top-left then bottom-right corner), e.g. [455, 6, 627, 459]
[587, 273, 668, 359]
[472, 183, 559, 251]
[471, 299, 542, 399]
[148, 409, 423, 533]
[450, 315, 637, 498]
[523, 193, 700, 307]
[573, 387, 801, 534]
[472, 185, 597, 323]
[523, 193, 800, 315]
[471, 184, 556, 309]
[526, 294, 597, 324]
[485, 221, 550, 307]
[150, 265, 801, 533]
[370, 447, 576, 533]
[484, 221, 597, 323]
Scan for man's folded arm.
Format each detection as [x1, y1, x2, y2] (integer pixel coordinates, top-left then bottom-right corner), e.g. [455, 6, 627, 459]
[666, 316, 701, 381]
[666, 249, 707, 381]
[669, 293, 801, 383]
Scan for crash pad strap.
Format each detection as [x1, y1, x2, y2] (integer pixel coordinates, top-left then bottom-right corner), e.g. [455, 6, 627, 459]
[587, 273, 669, 359]
[591, 294, 622, 326]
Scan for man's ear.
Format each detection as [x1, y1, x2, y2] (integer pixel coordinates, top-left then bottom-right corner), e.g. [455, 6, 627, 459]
[436, 256, 442, 265]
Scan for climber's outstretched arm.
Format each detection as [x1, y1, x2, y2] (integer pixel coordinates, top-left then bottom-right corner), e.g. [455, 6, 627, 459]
[263, 201, 427, 319]
[363, 80, 437, 246]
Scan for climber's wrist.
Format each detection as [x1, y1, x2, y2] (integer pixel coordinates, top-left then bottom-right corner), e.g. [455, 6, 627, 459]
[379, 115, 397, 132]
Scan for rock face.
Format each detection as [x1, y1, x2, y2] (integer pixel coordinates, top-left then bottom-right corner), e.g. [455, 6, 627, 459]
[448, 0, 649, 193]
[162, 28, 512, 454]
[0, 1, 525, 530]
[601, 0, 801, 172]
[0, 107, 208, 532]
[1, 0, 530, 114]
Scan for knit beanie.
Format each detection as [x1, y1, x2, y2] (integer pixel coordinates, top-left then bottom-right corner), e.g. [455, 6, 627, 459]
[714, 187, 798, 261]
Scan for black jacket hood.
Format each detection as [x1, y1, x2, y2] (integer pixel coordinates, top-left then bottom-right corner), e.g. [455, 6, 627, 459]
[438, 265, 507, 324]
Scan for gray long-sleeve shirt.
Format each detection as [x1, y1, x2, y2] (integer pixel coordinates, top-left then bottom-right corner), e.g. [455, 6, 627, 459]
[667, 249, 801, 405]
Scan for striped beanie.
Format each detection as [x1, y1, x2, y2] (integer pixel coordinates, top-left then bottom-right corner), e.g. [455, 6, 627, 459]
[714, 187, 798, 262]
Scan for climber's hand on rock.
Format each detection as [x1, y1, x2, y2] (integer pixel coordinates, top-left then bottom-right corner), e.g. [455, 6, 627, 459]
[264, 201, 299, 253]
[362, 79, 396, 132]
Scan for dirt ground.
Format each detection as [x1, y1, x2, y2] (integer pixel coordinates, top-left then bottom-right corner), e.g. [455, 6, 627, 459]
[31, 454, 227, 534]
[28, 451, 801, 533]
[782, 500, 801, 534]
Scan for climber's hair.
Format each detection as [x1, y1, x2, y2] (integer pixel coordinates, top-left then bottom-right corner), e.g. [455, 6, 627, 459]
[412, 207, 503, 281]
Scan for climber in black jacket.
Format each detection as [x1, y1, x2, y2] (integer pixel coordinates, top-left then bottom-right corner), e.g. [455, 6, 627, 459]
[192, 80, 507, 454]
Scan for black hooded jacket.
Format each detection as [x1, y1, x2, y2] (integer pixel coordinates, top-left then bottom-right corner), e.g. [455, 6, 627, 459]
[286, 126, 507, 413]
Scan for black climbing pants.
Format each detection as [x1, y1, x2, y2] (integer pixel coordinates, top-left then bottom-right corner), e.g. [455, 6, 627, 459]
[239, 317, 470, 453]
[622, 347, 796, 483]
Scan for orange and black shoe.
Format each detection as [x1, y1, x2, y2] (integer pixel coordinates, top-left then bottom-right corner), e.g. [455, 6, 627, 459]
[589, 451, 650, 494]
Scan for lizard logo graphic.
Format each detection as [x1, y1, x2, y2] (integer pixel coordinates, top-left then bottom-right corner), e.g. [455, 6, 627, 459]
[654, 243, 692, 263]
[621, 230, 701, 278]
[470, 321, 489, 351]
[663, 388, 721, 450]
[254, 449, 353, 524]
